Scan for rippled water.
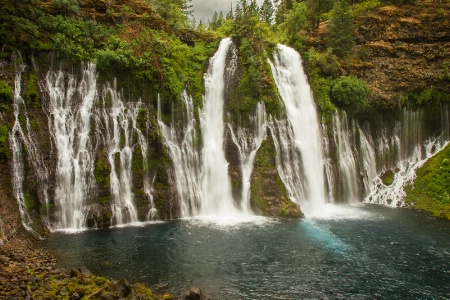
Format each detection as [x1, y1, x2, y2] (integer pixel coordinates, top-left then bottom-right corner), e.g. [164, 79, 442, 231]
[43, 205, 450, 299]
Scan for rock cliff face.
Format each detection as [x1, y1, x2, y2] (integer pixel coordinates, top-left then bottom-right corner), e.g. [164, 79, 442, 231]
[349, 1, 450, 106]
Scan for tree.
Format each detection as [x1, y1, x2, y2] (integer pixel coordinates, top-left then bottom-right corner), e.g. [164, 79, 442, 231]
[226, 3, 233, 19]
[326, 1, 355, 57]
[277, 2, 310, 51]
[150, 0, 193, 27]
[259, 0, 275, 24]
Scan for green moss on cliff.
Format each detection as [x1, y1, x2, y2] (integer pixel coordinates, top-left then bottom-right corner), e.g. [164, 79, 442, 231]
[0, 125, 10, 164]
[95, 151, 111, 189]
[404, 144, 450, 220]
[251, 133, 302, 218]
[24, 73, 41, 109]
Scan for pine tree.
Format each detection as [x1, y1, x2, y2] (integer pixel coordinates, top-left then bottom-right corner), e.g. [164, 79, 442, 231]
[326, 1, 355, 57]
[259, 0, 274, 24]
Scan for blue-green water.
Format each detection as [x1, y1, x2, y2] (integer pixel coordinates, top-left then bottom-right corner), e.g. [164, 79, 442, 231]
[43, 205, 450, 299]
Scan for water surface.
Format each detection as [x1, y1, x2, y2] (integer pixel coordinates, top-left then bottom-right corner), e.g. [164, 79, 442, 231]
[43, 205, 450, 299]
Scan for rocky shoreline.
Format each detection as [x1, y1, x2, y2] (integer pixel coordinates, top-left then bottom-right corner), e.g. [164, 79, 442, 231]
[0, 236, 210, 300]
[0, 238, 161, 300]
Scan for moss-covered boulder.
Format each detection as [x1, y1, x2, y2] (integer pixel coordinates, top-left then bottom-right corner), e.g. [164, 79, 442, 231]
[250, 131, 303, 218]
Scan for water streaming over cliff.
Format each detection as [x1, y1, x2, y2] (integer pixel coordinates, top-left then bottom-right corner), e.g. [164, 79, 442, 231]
[40, 64, 154, 230]
[159, 38, 242, 218]
[324, 108, 450, 207]
[99, 82, 149, 225]
[228, 102, 267, 213]
[45, 63, 97, 230]
[9, 57, 47, 237]
[199, 38, 237, 216]
[6, 43, 450, 234]
[269, 44, 327, 216]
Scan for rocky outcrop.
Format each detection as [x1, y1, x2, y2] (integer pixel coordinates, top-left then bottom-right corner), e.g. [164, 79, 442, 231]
[250, 131, 303, 218]
[349, 1, 450, 106]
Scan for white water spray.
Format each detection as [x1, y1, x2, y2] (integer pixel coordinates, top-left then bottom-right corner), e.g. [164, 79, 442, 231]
[332, 112, 360, 203]
[199, 38, 238, 216]
[45, 63, 97, 230]
[158, 92, 202, 216]
[101, 82, 146, 225]
[270, 45, 326, 215]
[228, 102, 267, 213]
[9, 63, 37, 235]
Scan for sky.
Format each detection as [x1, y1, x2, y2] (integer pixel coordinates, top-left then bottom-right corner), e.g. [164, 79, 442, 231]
[191, 0, 265, 24]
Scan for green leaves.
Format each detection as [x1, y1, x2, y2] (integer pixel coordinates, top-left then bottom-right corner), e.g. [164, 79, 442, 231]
[331, 76, 370, 113]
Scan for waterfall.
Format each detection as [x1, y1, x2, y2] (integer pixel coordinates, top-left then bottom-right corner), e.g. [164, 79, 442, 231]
[45, 63, 97, 230]
[364, 109, 449, 207]
[359, 127, 377, 196]
[158, 92, 202, 216]
[228, 102, 267, 213]
[332, 112, 360, 203]
[9, 61, 43, 237]
[199, 37, 238, 216]
[159, 38, 242, 217]
[322, 121, 335, 203]
[269, 44, 326, 215]
[101, 82, 144, 225]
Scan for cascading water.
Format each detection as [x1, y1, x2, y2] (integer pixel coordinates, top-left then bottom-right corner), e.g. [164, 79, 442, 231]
[100, 82, 146, 225]
[9, 61, 42, 237]
[159, 38, 241, 217]
[199, 38, 238, 216]
[269, 44, 326, 215]
[358, 126, 377, 195]
[45, 63, 97, 230]
[158, 92, 202, 216]
[228, 102, 267, 213]
[332, 111, 360, 203]
[363, 109, 449, 207]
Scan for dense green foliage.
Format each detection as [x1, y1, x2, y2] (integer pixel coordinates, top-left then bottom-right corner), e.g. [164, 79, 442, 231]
[405, 144, 450, 220]
[331, 76, 370, 113]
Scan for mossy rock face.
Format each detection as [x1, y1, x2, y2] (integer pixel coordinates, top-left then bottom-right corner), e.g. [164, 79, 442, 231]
[250, 132, 303, 218]
[0, 80, 13, 104]
[24, 73, 41, 109]
[95, 151, 111, 190]
[405, 144, 450, 220]
[381, 169, 395, 186]
[0, 125, 11, 163]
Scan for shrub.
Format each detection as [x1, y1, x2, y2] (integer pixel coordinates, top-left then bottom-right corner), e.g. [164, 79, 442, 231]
[331, 76, 370, 112]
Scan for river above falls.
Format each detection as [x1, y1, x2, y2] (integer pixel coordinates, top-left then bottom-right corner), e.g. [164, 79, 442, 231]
[42, 205, 450, 299]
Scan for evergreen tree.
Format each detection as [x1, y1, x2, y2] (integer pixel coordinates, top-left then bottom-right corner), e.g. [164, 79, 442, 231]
[226, 3, 233, 19]
[326, 1, 355, 57]
[260, 0, 275, 24]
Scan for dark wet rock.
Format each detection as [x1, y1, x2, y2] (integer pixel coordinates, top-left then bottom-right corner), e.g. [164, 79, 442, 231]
[70, 269, 81, 278]
[114, 278, 132, 297]
[185, 287, 209, 300]
[101, 293, 114, 300]
[79, 267, 91, 278]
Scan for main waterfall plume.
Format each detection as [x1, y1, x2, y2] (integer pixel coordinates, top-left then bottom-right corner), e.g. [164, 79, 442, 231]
[269, 45, 327, 216]
[159, 38, 241, 217]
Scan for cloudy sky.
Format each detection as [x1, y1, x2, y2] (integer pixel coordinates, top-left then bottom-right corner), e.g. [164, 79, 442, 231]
[191, 0, 265, 23]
